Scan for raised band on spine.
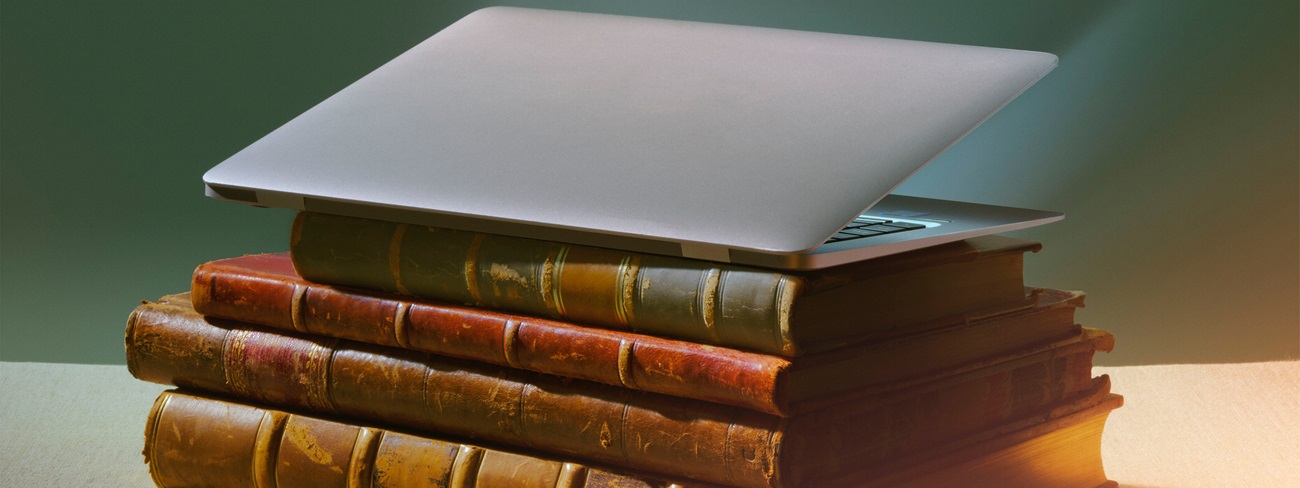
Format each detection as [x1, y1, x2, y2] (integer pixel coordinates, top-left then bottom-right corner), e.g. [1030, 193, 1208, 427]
[252, 411, 289, 488]
[503, 320, 523, 369]
[346, 427, 383, 488]
[289, 284, 308, 333]
[393, 302, 412, 349]
[448, 445, 485, 488]
[556, 463, 588, 488]
[615, 339, 638, 389]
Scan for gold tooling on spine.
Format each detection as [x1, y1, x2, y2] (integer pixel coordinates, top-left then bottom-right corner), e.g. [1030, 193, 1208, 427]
[540, 248, 559, 314]
[699, 268, 721, 342]
[613, 255, 637, 326]
[551, 246, 570, 318]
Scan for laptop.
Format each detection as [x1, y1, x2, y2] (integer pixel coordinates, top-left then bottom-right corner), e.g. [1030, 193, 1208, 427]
[203, 7, 1062, 270]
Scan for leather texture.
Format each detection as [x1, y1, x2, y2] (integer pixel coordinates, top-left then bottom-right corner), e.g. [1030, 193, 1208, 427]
[145, 390, 720, 488]
[193, 253, 1083, 416]
[290, 211, 1040, 356]
[126, 296, 1110, 488]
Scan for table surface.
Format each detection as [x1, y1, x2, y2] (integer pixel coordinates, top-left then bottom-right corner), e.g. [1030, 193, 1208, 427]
[2, 360, 1297, 487]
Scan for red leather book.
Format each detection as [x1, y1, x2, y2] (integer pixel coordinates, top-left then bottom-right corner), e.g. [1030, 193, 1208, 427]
[192, 253, 1084, 416]
[126, 294, 1113, 488]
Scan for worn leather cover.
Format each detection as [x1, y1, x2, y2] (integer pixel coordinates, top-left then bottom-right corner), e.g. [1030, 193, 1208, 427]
[145, 389, 721, 488]
[192, 253, 1080, 416]
[126, 296, 1111, 488]
[824, 394, 1122, 488]
[290, 211, 1039, 356]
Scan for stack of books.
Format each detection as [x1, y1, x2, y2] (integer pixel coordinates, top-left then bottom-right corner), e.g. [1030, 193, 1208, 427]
[124, 211, 1121, 487]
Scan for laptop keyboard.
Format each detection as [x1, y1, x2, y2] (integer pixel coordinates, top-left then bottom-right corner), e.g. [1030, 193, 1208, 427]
[825, 217, 928, 243]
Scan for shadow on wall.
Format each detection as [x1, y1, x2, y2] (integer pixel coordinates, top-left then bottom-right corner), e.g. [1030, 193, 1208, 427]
[0, 1, 1295, 365]
[899, 0, 1300, 365]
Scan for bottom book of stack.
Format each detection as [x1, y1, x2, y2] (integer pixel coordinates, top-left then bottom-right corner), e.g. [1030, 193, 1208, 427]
[145, 389, 1120, 488]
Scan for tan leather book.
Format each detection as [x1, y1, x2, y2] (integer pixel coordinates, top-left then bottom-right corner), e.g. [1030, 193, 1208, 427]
[192, 252, 1084, 416]
[146, 392, 1120, 488]
[126, 295, 1112, 488]
[145, 389, 721, 488]
[290, 211, 1039, 356]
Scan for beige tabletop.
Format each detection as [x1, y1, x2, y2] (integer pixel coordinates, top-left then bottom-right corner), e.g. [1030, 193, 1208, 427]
[2, 360, 1297, 487]
[1092, 361, 1300, 488]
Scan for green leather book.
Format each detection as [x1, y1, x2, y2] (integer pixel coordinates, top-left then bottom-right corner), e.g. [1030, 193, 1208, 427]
[290, 211, 1039, 356]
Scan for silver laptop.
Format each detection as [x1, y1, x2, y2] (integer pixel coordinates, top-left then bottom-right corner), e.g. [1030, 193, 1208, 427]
[203, 7, 1062, 270]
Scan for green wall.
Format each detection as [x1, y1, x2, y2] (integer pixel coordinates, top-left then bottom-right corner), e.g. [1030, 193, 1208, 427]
[2, 1, 1296, 365]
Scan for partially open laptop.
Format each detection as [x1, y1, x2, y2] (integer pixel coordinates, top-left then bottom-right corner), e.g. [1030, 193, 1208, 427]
[203, 7, 1062, 270]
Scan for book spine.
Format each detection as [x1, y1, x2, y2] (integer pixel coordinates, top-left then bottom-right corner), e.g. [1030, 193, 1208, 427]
[775, 342, 1105, 485]
[191, 261, 792, 416]
[126, 298, 1109, 488]
[290, 211, 801, 355]
[145, 390, 722, 488]
[126, 300, 782, 488]
[823, 394, 1122, 488]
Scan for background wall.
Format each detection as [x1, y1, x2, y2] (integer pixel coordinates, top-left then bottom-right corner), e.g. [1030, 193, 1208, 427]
[2, 0, 1296, 365]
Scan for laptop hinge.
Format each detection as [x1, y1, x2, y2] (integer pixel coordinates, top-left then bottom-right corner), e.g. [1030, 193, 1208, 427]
[679, 242, 731, 262]
[255, 191, 305, 210]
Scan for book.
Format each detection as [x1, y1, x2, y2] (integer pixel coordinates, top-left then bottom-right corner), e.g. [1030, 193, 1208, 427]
[145, 389, 721, 488]
[144, 390, 1120, 488]
[192, 253, 1086, 416]
[289, 211, 1039, 356]
[125, 295, 1112, 488]
[825, 394, 1123, 488]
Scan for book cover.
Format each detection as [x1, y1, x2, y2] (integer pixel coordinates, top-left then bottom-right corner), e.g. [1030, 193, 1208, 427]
[192, 254, 1085, 416]
[290, 211, 1039, 356]
[146, 389, 1119, 488]
[126, 295, 1112, 488]
[145, 389, 722, 488]
[827, 394, 1122, 488]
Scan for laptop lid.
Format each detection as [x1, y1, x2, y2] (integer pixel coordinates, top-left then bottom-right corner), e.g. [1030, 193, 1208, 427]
[204, 7, 1057, 262]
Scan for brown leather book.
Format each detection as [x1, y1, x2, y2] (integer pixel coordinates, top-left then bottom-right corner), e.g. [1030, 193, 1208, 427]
[290, 211, 1039, 356]
[126, 295, 1112, 488]
[145, 389, 722, 488]
[825, 394, 1123, 488]
[192, 253, 1084, 416]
